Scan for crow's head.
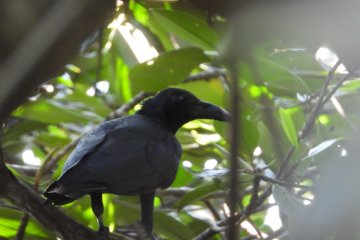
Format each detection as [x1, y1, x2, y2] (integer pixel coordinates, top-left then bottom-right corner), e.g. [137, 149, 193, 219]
[137, 88, 230, 133]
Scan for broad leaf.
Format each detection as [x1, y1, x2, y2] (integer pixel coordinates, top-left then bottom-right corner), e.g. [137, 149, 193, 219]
[177, 181, 223, 209]
[151, 9, 218, 50]
[130, 47, 209, 93]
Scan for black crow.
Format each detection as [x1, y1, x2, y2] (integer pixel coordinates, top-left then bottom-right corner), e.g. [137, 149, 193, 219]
[44, 88, 230, 239]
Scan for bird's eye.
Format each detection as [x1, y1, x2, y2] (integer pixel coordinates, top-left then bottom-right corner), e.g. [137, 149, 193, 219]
[171, 95, 185, 103]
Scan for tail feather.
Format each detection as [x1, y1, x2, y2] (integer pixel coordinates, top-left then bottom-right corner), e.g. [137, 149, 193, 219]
[43, 181, 74, 205]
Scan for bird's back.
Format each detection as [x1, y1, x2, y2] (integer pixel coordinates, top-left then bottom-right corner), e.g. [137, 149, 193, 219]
[45, 114, 182, 203]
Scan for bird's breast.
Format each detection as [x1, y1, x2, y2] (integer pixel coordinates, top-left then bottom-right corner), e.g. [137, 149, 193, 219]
[144, 134, 182, 188]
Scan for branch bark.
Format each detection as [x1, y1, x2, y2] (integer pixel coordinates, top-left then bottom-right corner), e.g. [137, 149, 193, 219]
[227, 61, 240, 239]
[0, 0, 118, 239]
[0, 0, 116, 123]
[0, 159, 112, 239]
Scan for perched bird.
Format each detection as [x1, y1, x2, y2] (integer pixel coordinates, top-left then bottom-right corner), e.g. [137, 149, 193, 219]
[44, 88, 230, 239]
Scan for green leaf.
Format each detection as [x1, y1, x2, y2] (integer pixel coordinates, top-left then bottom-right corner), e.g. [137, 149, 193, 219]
[35, 134, 70, 148]
[151, 9, 219, 50]
[279, 107, 298, 146]
[338, 78, 360, 93]
[256, 56, 311, 96]
[110, 56, 132, 103]
[130, 47, 210, 93]
[296, 138, 342, 176]
[129, 0, 150, 25]
[171, 165, 193, 187]
[178, 212, 210, 236]
[269, 49, 326, 93]
[2, 120, 46, 143]
[177, 80, 226, 107]
[177, 181, 223, 209]
[13, 99, 103, 124]
[214, 116, 259, 157]
[0, 219, 17, 238]
[154, 210, 195, 240]
[61, 86, 112, 118]
[306, 138, 341, 159]
[0, 208, 53, 239]
[270, 49, 324, 73]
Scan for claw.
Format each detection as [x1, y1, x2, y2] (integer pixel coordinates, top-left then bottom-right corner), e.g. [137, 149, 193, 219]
[98, 226, 109, 240]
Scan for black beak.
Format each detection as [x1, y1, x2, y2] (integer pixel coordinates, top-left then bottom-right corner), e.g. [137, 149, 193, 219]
[191, 101, 231, 122]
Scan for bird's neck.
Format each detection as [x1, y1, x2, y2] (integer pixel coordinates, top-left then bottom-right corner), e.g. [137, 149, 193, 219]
[136, 112, 187, 134]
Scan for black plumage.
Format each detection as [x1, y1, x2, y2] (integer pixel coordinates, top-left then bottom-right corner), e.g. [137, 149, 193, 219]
[44, 88, 230, 239]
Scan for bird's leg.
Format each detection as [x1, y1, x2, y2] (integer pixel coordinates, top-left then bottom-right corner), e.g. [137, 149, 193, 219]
[140, 192, 157, 240]
[90, 193, 109, 237]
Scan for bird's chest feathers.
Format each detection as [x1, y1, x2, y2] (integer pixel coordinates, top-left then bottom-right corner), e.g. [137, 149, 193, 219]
[145, 136, 182, 172]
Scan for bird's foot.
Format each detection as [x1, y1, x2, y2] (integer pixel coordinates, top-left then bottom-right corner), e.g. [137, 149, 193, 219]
[98, 226, 109, 240]
[147, 232, 158, 240]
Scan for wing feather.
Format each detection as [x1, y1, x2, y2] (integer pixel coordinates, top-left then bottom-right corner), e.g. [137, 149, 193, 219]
[57, 115, 181, 196]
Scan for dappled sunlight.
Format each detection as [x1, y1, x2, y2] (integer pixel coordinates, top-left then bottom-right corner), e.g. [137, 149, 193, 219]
[316, 46, 348, 74]
[264, 195, 282, 231]
[109, 14, 159, 63]
[22, 149, 41, 166]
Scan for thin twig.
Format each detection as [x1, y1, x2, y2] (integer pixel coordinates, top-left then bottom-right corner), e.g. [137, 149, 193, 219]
[298, 60, 341, 141]
[248, 170, 310, 189]
[248, 175, 260, 210]
[246, 217, 265, 239]
[34, 147, 59, 189]
[281, 72, 351, 180]
[278, 61, 342, 179]
[193, 194, 275, 240]
[276, 145, 295, 179]
[228, 62, 240, 239]
[204, 200, 222, 221]
[42, 138, 80, 176]
[184, 69, 226, 82]
[0, 144, 5, 169]
[107, 91, 153, 119]
[16, 146, 69, 239]
[16, 214, 30, 240]
[321, 73, 351, 108]
[96, 26, 104, 83]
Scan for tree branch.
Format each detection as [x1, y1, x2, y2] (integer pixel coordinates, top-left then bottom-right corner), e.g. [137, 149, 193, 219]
[0, 156, 123, 239]
[228, 62, 240, 239]
[0, 0, 116, 123]
[0, 0, 119, 239]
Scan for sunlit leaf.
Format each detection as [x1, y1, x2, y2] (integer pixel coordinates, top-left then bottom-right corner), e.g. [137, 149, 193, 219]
[0, 208, 53, 239]
[177, 80, 226, 107]
[279, 107, 298, 146]
[338, 78, 360, 93]
[171, 165, 193, 187]
[308, 138, 341, 158]
[151, 9, 219, 50]
[111, 30, 139, 68]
